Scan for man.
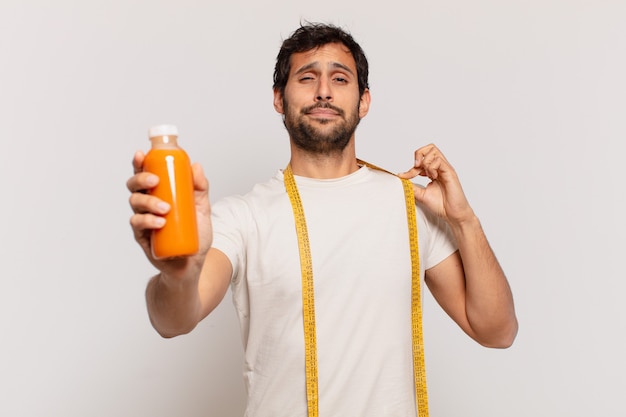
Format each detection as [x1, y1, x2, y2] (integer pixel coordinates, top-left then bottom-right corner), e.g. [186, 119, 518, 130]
[127, 23, 517, 417]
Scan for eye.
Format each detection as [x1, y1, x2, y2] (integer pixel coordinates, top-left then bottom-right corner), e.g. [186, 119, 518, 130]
[333, 75, 349, 84]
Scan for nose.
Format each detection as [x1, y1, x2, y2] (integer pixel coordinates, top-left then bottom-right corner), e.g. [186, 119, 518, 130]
[315, 77, 332, 102]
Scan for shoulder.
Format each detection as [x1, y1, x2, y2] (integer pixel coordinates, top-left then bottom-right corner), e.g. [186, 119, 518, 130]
[211, 171, 295, 233]
[212, 171, 285, 213]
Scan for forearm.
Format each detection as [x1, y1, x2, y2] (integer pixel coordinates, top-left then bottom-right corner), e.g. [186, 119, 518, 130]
[146, 271, 204, 338]
[450, 215, 518, 348]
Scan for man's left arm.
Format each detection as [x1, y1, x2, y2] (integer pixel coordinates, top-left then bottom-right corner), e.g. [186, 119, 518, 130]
[399, 144, 518, 348]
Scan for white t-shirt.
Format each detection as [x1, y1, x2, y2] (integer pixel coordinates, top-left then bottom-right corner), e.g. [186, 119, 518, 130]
[211, 166, 457, 417]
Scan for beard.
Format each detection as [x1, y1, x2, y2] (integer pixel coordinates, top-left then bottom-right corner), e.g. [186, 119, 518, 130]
[283, 99, 361, 155]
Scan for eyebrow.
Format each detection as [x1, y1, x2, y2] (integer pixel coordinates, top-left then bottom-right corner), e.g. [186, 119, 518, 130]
[294, 61, 355, 77]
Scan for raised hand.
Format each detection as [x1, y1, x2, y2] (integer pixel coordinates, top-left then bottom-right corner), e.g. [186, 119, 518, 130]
[398, 144, 475, 226]
[126, 150, 212, 279]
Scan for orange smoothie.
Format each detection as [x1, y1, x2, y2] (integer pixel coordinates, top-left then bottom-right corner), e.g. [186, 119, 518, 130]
[143, 146, 199, 259]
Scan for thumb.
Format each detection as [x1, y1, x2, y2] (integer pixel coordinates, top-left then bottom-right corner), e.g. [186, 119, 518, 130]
[191, 163, 209, 193]
[411, 182, 427, 204]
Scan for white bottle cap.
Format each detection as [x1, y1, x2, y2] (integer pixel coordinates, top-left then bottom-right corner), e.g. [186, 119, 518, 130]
[149, 124, 178, 138]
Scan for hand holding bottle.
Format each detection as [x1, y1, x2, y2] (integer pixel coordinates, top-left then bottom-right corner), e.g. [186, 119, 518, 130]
[127, 126, 212, 280]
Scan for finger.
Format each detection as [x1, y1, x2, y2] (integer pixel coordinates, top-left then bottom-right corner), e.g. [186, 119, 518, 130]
[422, 156, 444, 180]
[126, 171, 159, 194]
[397, 166, 426, 179]
[129, 213, 166, 241]
[398, 145, 433, 179]
[417, 144, 455, 181]
[400, 144, 437, 178]
[413, 144, 436, 169]
[421, 144, 453, 168]
[132, 150, 145, 174]
[129, 191, 171, 214]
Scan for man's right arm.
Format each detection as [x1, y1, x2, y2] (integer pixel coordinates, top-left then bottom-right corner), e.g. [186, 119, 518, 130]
[127, 150, 232, 338]
[145, 248, 232, 338]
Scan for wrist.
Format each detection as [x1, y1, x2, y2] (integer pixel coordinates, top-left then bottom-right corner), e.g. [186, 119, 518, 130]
[448, 211, 481, 236]
[157, 265, 200, 292]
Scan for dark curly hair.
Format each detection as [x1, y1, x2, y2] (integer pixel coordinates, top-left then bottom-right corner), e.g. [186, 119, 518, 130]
[272, 23, 370, 97]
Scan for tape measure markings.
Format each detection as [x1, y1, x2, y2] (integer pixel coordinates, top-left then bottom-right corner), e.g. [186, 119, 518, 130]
[284, 161, 428, 417]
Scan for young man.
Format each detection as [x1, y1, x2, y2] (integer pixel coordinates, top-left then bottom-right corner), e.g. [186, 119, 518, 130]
[127, 23, 517, 417]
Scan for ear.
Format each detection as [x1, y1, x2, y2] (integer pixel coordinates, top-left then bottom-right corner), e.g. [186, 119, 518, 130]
[273, 89, 284, 114]
[359, 89, 371, 119]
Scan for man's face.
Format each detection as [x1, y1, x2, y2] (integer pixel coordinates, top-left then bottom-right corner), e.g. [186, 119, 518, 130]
[274, 43, 370, 155]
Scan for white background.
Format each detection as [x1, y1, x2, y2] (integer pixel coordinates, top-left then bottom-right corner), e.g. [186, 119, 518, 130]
[1, 1, 624, 416]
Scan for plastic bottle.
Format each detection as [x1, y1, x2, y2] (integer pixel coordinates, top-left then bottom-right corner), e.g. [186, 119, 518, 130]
[143, 124, 199, 259]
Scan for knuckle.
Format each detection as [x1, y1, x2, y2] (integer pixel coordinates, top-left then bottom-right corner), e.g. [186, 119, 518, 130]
[126, 177, 135, 192]
[129, 213, 141, 228]
[128, 192, 142, 209]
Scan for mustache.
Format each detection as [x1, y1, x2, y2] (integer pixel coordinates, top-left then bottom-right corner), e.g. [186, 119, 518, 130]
[301, 102, 344, 116]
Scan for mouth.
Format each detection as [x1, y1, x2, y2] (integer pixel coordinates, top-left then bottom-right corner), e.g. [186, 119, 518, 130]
[307, 109, 339, 119]
[304, 104, 343, 119]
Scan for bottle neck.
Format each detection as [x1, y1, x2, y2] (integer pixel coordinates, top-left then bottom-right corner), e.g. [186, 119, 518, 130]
[149, 135, 179, 149]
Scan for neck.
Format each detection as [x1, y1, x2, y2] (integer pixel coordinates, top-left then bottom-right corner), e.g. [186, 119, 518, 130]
[288, 141, 360, 179]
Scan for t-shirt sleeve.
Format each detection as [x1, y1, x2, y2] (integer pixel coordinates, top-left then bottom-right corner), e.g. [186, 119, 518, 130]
[210, 196, 248, 283]
[416, 203, 458, 270]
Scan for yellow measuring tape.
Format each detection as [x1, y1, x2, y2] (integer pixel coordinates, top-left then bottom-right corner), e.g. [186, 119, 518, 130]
[283, 160, 429, 416]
